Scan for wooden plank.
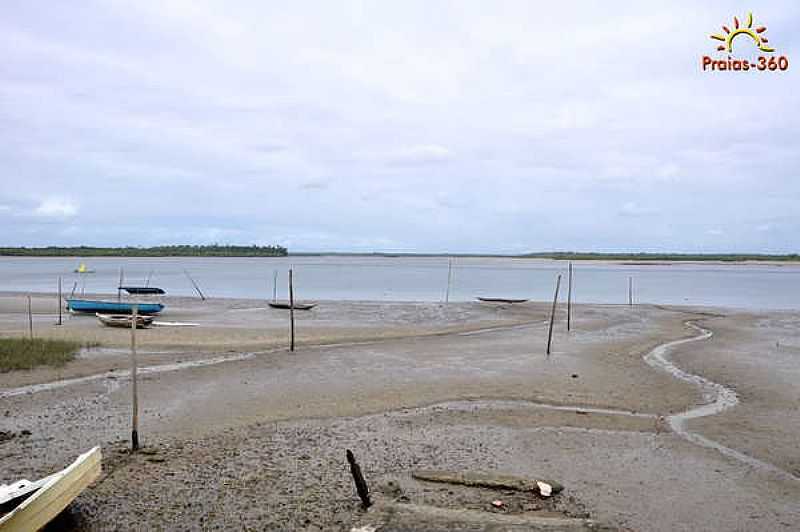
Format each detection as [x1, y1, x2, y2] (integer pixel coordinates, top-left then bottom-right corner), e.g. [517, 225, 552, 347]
[0, 447, 102, 531]
[363, 502, 610, 531]
[412, 470, 563, 495]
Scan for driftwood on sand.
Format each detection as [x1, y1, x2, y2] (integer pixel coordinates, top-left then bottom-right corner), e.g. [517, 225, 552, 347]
[411, 470, 563, 496]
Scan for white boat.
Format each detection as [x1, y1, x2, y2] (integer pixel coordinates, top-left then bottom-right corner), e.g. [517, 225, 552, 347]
[96, 313, 154, 329]
[0, 447, 102, 531]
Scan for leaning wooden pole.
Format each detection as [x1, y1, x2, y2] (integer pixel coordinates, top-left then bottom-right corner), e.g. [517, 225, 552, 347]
[57, 276, 62, 326]
[445, 259, 453, 303]
[118, 267, 124, 302]
[27, 295, 33, 339]
[131, 304, 140, 451]
[346, 449, 371, 508]
[546, 274, 561, 356]
[184, 269, 206, 301]
[289, 269, 295, 352]
[567, 262, 573, 332]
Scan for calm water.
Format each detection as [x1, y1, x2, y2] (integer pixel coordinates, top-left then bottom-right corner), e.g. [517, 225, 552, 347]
[0, 256, 798, 310]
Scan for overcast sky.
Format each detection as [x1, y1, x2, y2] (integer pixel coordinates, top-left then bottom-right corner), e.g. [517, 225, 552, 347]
[1, 1, 798, 253]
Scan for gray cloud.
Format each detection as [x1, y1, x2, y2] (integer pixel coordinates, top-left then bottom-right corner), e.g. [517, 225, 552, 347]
[0, 1, 798, 253]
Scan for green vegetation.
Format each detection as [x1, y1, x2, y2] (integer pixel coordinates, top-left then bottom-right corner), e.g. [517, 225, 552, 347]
[1, 247, 797, 261]
[0, 244, 288, 257]
[518, 252, 800, 262]
[293, 251, 800, 261]
[0, 337, 84, 372]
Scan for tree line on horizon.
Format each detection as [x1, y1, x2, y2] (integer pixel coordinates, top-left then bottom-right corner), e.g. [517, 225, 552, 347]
[519, 252, 800, 261]
[0, 247, 797, 261]
[0, 244, 288, 257]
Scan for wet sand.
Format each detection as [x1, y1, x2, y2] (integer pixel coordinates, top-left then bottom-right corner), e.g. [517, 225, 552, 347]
[1, 295, 798, 530]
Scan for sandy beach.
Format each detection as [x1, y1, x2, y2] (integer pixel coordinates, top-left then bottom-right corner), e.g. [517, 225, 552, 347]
[1, 292, 799, 530]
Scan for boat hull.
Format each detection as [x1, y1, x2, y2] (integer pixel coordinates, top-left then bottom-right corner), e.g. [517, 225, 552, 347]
[0, 447, 101, 531]
[268, 301, 316, 310]
[119, 286, 166, 295]
[477, 297, 529, 304]
[66, 299, 164, 315]
[96, 313, 154, 329]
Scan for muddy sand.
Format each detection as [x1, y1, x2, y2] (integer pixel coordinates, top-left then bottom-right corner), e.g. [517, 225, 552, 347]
[1, 293, 798, 530]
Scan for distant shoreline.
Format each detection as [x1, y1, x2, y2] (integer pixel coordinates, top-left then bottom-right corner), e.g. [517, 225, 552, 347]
[0, 245, 287, 258]
[0, 247, 798, 262]
[292, 252, 800, 262]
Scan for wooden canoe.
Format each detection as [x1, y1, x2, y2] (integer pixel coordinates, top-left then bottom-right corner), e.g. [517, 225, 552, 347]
[268, 301, 316, 311]
[0, 447, 102, 531]
[67, 299, 164, 315]
[119, 286, 166, 295]
[477, 297, 529, 304]
[96, 313, 155, 328]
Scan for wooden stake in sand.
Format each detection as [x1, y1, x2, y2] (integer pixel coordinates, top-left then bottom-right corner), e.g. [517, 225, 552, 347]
[131, 304, 140, 451]
[57, 276, 62, 326]
[27, 295, 33, 339]
[289, 269, 295, 352]
[546, 274, 561, 356]
[184, 269, 206, 301]
[628, 276, 633, 306]
[567, 262, 573, 332]
[272, 269, 278, 302]
[445, 258, 453, 303]
[117, 267, 124, 302]
[346, 449, 371, 508]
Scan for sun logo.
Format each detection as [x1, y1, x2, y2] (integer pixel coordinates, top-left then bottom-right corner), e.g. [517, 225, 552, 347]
[710, 13, 774, 53]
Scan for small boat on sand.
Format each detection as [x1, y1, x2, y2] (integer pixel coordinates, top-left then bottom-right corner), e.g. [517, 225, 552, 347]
[96, 313, 154, 329]
[67, 299, 164, 315]
[0, 447, 101, 531]
[477, 297, 529, 304]
[119, 286, 166, 295]
[268, 301, 316, 311]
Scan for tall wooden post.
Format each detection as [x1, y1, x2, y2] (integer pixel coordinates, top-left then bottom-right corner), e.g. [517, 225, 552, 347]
[628, 277, 633, 306]
[445, 259, 453, 303]
[118, 267, 124, 302]
[27, 295, 33, 339]
[131, 304, 140, 451]
[289, 269, 295, 352]
[546, 274, 561, 356]
[567, 262, 573, 332]
[57, 277, 62, 326]
[272, 270, 278, 302]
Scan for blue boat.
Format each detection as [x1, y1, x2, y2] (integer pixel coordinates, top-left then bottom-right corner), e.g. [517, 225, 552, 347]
[66, 299, 164, 315]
